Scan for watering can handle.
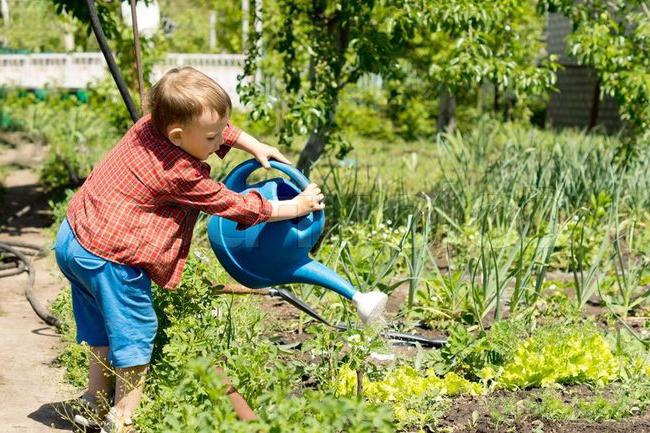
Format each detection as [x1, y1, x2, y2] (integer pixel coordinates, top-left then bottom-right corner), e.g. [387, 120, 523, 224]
[224, 158, 312, 192]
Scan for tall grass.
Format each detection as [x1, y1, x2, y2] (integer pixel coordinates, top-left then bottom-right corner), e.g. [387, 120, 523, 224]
[311, 121, 650, 326]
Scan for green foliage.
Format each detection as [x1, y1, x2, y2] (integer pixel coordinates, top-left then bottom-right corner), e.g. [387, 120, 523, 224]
[527, 377, 650, 422]
[430, 320, 529, 377]
[150, 361, 395, 433]
[421, 0, 557, 99]
[318, 221, 409, 294]
[336, 86, 396, 142]
[427, 321, 632, 390]
[393, 99, 436, 141]
[157, 0, 243, 53]
[48, 189, 76, 237]
[0, 88, 119, 192]
[1, 1, 68, 52]
[87, 78, 136, 133]
[240, 0, 413, 168]
[49, 286, 88, 388]
[51, 0, 121, 41]
[40, 152, 83, 193]
[336, 364, 472, 430]
[241, 0, 559, 169]
[496, 324, 619, 388]
[387, 0, 557, 132]
[336, 365, 484, 399]
[138, 254, 396, 432]
[52, 1, 167, 102]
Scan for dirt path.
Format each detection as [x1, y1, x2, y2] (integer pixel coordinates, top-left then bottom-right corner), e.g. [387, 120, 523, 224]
[0, 140, 78, 432]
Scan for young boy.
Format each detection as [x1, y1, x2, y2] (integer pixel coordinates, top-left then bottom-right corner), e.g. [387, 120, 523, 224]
[54, 67, 385, 432]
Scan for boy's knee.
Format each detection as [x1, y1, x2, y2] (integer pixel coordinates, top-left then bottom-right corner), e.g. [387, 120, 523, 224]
[109, 343, 155, 369]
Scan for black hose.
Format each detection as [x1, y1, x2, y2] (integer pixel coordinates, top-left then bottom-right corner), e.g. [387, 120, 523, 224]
[0, 241, 62, 329]
[269, 287, 447, 348]
[1, 3, 135, 331]
[0, 1, 135, 331]
[84, 0, 140, 123]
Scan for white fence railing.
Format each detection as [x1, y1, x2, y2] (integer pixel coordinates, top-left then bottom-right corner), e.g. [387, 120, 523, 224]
[0, 52, 246, 106]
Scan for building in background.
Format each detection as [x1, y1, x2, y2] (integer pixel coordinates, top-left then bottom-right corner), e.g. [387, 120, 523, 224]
[545, 13, 621, 132]
[120, 0, 160, 39]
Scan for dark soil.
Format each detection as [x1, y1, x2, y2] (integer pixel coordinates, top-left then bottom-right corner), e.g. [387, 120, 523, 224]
[249, 283, 650, 433]
[439, 386, 650, 433]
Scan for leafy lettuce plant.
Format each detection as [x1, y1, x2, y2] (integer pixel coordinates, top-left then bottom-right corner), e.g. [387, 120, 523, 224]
[496, 324, 619, 389]
[335, 364, 482, 429]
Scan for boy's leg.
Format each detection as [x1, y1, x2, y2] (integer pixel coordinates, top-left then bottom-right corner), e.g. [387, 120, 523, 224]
[54, 218, 113, 407]
[114, 363, 149, 422]
[88, 262, 156, 428]
[86, 346, 114, 404]
[71, 346, 113, 429]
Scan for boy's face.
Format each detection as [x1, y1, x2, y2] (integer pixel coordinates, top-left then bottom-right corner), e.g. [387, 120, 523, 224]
[167, 109, 229, 161]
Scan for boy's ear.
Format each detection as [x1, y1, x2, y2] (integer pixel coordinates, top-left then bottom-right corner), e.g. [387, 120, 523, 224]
[167, 127, 183, 147]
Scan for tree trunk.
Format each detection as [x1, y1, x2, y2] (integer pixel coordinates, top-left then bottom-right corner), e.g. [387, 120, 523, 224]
[297, 127, 328, 177]
[295, 3, 348, 176]
[209, 10, 217, 50]
[356, 368, 363, 398]
[241, 0, 249, 50]
[588, 79, 600, 131]
[1, 0, 9, 25]
[297, 95, 339, 176]
[437, 87, 457, 133]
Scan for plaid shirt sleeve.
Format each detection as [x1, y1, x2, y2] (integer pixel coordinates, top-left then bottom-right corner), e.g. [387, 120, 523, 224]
[164, 156, 272, 230]
[215, 122, 241, 159]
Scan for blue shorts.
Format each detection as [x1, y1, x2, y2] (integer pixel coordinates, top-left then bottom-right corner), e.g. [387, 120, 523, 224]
[54, 218, 157, 368]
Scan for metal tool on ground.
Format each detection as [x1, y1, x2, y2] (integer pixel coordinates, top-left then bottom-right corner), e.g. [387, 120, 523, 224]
[216, 284, 447, 348]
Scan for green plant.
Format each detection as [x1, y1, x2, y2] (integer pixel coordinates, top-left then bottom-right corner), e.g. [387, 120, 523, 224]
[0, 88, 119, 192]
[336, 86, 396, 142]
[569, 211, 613, 309]
[50, 286, 88, 387]
[541, 0, 650, 136]
[336, 364, 477, 430]
[496, 324, 619, 389]
[528, 389, 575, 421]
[405, 198, 433, 309]
[605, 199, 650, 317]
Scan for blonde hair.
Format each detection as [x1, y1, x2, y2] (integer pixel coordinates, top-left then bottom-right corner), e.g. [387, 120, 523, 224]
[147, 66, 232, 134]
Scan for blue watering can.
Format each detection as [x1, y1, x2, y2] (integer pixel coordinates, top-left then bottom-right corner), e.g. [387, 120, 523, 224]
[207, 159, 356, 300]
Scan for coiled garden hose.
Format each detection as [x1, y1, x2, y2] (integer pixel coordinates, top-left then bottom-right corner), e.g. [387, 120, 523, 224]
[3, 0, 140, 331]
[0, 241, 61, 329]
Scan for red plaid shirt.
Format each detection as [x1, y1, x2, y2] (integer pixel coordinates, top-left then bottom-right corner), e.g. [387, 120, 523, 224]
[66, 114, 272, 289]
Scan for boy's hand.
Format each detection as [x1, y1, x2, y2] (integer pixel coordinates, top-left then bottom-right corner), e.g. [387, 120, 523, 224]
[268, 183, 325, 222]
[295, 183, 325, 216]
[252, 142, 292, 169]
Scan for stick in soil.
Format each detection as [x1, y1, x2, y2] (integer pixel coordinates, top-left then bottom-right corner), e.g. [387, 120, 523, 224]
[356, 368, 363, 398]
[215, 367, 257, 421]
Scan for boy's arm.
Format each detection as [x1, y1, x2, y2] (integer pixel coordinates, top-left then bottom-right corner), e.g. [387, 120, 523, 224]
[165, 157, 271, 229]
[165, 159, 323, 228]
[214, 123, 241, 159]
[230, 130, 292, 168]
[268, 183, 324, 222]
[229, 131, 324, 218]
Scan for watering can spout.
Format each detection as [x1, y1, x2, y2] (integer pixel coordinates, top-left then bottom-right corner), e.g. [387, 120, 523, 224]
[292, 260, 357, 300]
